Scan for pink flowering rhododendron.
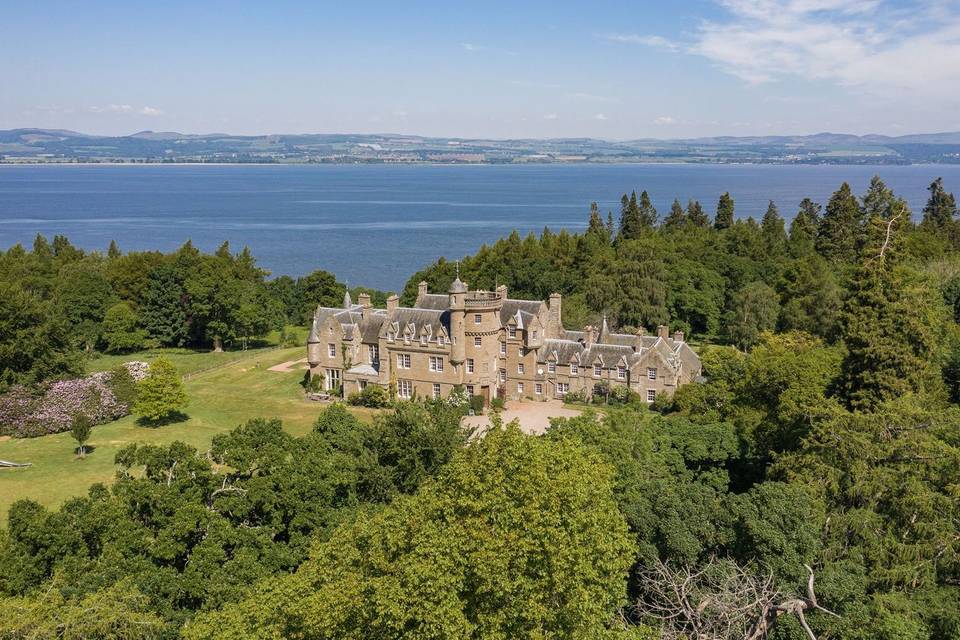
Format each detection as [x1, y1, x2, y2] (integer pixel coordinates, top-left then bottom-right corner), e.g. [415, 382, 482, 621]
[0, 361, 146, 438]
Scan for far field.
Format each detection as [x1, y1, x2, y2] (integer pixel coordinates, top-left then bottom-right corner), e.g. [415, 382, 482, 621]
[0, 342, 378, 522]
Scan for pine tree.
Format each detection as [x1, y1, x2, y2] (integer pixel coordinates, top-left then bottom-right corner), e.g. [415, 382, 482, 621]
[141, 265, 189, 347]
[619, 191, 643, 240]
[788, 198, 821, 256]
[586, 202, 609, 243]
[816, 182, 861, 262]
[838, 195, 942, 410]
[606, 212, 615, 239]
[638, 190, 658, 228]
[760, 200, 787, 255]
[714, 192, 734, 230]
[686, 199, 709, 227]
[921, 177, 957, 229]
[107, 240, 121, 259]
[663, 198, 686, 229]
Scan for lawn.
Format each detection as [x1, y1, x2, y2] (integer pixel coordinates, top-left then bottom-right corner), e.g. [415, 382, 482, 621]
[0, 343, 376, 522]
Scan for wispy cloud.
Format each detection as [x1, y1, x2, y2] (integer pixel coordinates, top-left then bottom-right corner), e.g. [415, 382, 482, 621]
[88, 104, 163, 116]
[599, 33, 680, 52]
[653, 116, 677, 125]
[543, 113, 559, 120]
[691, 0, 960, 98]
[594, 113, 608, 121]
[461, 42, 518, 56]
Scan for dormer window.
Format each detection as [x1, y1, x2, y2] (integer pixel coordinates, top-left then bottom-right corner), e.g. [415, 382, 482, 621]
[571, 363, 579, 375]
[328, 344, 336, 358]
[617, 366, 626, 380]
[548, 362, 556, 374]
[509, 327, 517, 338]
[438, 335, 445, 346]
[387, 332, 395, 343]
[532, 330, 538, 340]
[420, 336, 427, 346]
[594, 364, 602, 377]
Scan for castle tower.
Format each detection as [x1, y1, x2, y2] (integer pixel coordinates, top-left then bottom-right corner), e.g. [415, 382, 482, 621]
[449, 276, 467, 364]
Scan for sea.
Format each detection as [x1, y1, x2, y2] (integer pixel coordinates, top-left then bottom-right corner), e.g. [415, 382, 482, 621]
[2, 163, 960, 291]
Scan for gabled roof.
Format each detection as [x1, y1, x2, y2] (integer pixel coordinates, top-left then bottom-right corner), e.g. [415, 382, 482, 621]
[417, 294, 449, 310]
[537, 339, 583, 364]
[500, 299, 544, 326]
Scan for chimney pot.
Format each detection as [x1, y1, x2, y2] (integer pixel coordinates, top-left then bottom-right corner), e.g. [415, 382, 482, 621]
[657, 325, 669, 340]
[386, 294, 399, 313]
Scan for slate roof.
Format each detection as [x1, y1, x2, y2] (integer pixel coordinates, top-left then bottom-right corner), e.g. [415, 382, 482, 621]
[500, 299, 543, 326]
[417, 294, 449, 310]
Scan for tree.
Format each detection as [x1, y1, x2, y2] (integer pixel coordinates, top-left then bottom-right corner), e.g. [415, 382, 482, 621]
[838, 197, 944, 410]
[141, 264, 188, 347]
[70, 413, 93, 458]
[920, 177, 958, 247]
[638, 190, 658, 228]
[816, 182, 861, 262]
[760, 200, 787, 256]
[663, 198, 686, 229]
[715, 192, 735, 230]
[687, 199, 710, 227]
[54, 264, 114, 351]
[183, 424, 634, 639]
[296, 269, 347, 324]
[725, 282, 780, 350]
[789, 198, 821, 257]
[107, 239, 121, 259]
[100, 302, 146, 353]
[133, 356, 188, 423]
[0, 282, 81, 390]
[619, 191, 645, 240]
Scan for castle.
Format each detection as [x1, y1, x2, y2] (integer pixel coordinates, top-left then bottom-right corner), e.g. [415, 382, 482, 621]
[307, 279, 701, 404]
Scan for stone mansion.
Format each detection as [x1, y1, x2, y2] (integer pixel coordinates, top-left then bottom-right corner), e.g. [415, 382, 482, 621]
[307, 278, 701, 405]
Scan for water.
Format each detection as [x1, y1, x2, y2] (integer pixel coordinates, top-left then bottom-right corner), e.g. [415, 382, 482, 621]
[2, 163, 959, 291]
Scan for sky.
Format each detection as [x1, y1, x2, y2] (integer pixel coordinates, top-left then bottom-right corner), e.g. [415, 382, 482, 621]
[2, 0, 960, 139]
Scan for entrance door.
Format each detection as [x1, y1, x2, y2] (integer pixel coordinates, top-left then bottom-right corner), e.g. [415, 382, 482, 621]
[481, 385, 490, 407]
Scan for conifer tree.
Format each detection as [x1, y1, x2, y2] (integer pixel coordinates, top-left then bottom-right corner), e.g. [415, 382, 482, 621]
[107, 240, 121, 259]
[686, 199, 709, 227]
[816, 182, 861, 262]
[760, 200, 786, 255]
[838, 195, 942, 410]
[663, 198, 685, 229]
[921, 177, 957, 230]
[586, 202, 609, 243]
[638, 190, 658, 228]
[788, 198, 821, 256]
[619, 191, 643, 240]
[714, 192, 734, 230]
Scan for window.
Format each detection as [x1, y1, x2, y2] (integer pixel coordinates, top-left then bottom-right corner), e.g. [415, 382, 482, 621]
[647, 367, 657, 380]
[466, 358, 474, 374]
[557, 382, 569, 395]
[397, 353, 411, 369]
[368, 344, 379, 363]
[420, 336, 426, 346]
[518, 348, 523, 358]
[517, 363, 525, 375]
[535, 383, 543, 395]
[387, 332, 395, 343]
[571, 363, 579, 375]
[328, 343, 336, 358]
[532, 330, 538, 340]
[617, 366, 626, 380]
[517, 382, 524, 394]
[474, 336, 482, 347]
[594, 364, 602, 377]
[398, 380, 413, 398]
[437, 335, 445, 346]
[474, 313, 482, 324]
[429, 356, 444, 372]
[433, 383, 441, 399]
[547, 362, 556, 374]
[509, 326, 517, 338]
[500, 341, 506, 355]
[325, 369, 341, 391]
[499, 369, 506, 384]
[466, 384, 475, 395]
[646, 389, 656, 403]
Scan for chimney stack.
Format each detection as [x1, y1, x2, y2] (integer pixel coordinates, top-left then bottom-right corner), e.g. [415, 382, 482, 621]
[358, 293, 372, 318]
[673, 330, 684, 343]
[496, 284, 508, 301]
[657, 325, 669, 340]
[549, 293, 562, 331]
[583, 325, 596, 347]
[417, 281, 428, 302]
[386, 294, 399, 313]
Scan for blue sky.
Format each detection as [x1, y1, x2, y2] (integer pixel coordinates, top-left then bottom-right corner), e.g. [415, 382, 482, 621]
[2, 0, 959, 138]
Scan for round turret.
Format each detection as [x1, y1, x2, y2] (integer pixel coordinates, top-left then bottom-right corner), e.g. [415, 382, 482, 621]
[449, 277, 467, 294]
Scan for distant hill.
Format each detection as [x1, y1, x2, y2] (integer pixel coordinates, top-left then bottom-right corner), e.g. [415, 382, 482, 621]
[2, 128, 959, 164]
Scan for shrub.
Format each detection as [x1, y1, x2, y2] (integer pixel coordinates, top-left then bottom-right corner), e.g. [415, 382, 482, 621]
[347, 385, 390, 408]
[562, 388, 588, 404]
[469, 394, 485, 415]
[490, 396, 505, 411]
[107, 365, 139, 408]
[0, 373, 127, 438]
[445, 385, 471, 412]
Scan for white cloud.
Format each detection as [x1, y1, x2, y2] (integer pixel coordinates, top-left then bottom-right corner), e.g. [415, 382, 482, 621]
[654, 116, 677, 125]
[543, 113, 559, 120]
[88, 104, 163, 116]
[594, 113, 608, 120]
[461, 42, 518, 56]
[692, 0, 960, 99]
[461, 43, 481, 52]
[599, 33, 680, 51]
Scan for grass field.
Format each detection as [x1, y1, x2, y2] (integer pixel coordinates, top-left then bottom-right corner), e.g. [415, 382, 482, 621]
[0, 342, 376, 522]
